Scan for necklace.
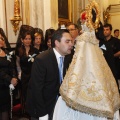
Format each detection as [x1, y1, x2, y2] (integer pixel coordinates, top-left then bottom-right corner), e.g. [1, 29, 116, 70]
[0, 49, 2, 54]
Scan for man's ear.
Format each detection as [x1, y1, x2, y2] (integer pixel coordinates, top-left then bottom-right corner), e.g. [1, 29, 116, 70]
[55, 40, 60, 47]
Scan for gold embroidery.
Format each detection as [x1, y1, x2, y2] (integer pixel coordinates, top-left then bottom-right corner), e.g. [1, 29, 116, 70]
[60, 0, 120, 119]
[80, 91, 103, 101]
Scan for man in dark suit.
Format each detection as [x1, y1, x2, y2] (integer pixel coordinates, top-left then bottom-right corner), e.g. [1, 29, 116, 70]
[26, 29, 73, 120]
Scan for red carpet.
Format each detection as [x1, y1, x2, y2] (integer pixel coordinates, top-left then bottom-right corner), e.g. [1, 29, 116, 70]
[12, 104, 22, 112]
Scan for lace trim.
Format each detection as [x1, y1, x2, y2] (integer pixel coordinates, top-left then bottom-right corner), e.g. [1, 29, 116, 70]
[62, 107, 83, 120]
[60, 89, 120, 119]
[76, 31, 99, 45]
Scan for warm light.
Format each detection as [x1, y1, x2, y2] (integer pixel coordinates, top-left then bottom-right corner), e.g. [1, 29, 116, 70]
[10, 0, 22, 35]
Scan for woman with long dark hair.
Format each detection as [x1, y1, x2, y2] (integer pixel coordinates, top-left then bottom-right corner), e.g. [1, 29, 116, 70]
[15, 31, 39, 114]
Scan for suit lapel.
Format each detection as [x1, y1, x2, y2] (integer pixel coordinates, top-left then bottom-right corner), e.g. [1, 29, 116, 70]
[63, 57, 67, 78]
[49, 49, 59, 82]
[49, 49, 73, 83]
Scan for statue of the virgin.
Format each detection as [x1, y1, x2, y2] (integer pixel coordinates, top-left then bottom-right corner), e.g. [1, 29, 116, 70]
[53, 1, 120, 120]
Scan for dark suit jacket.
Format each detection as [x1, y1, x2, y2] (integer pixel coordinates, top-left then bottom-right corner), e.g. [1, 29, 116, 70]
[26, 48, 72, 118]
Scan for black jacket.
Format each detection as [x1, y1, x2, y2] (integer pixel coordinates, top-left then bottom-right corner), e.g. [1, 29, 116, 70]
[26, 48, 72, 118]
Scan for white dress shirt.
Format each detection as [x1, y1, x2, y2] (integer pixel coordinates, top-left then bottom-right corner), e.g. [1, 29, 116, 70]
[39, 48, 64, 120]
[53, 48, 64, 66]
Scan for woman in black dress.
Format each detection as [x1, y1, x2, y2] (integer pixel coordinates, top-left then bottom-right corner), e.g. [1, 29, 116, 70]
[0, 34, 17, 120]
[15, 31, 39, 114]
[33, 28, 45, 53]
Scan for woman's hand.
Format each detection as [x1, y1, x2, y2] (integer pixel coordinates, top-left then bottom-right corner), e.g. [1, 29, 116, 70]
[11, 78, 17, 86]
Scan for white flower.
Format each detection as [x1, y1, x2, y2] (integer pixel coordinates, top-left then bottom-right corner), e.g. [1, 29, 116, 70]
[9, 51, 14, 55]
[100, 44, 106, 50]
[28, 53, 37, 62]
[6, 51, 13, 62]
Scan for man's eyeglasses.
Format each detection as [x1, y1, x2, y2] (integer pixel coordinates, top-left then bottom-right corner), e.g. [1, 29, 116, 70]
[67, 29, 76, 31]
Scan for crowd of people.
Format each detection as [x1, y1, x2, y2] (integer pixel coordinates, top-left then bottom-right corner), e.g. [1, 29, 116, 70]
[0, 1, 120, 120]
[0, 25, 56, 120]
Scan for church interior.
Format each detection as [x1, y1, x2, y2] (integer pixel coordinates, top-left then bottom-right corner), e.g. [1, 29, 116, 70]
[0, 0, 120, 47]
[0, 0, 120, 120]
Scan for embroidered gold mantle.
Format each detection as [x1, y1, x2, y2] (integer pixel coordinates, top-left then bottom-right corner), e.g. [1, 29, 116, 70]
[60, 31, 120, 119]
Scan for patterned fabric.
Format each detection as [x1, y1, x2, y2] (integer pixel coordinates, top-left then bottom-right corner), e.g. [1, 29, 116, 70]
[53, 96, 120, 120]
[60, 26, 120, 119]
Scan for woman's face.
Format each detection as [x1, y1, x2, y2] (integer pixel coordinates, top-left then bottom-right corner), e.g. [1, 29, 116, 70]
[21, 35, 32, 47]
[0, 34, 5, 48]
[47, 39, 51, 49]
[34, 35, 42, 46]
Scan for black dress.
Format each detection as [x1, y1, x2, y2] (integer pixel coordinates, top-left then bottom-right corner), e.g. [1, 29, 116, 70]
[15, 46, 39, 112]
[34, 43, 46, 54]
[0, 49, 16, 112]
